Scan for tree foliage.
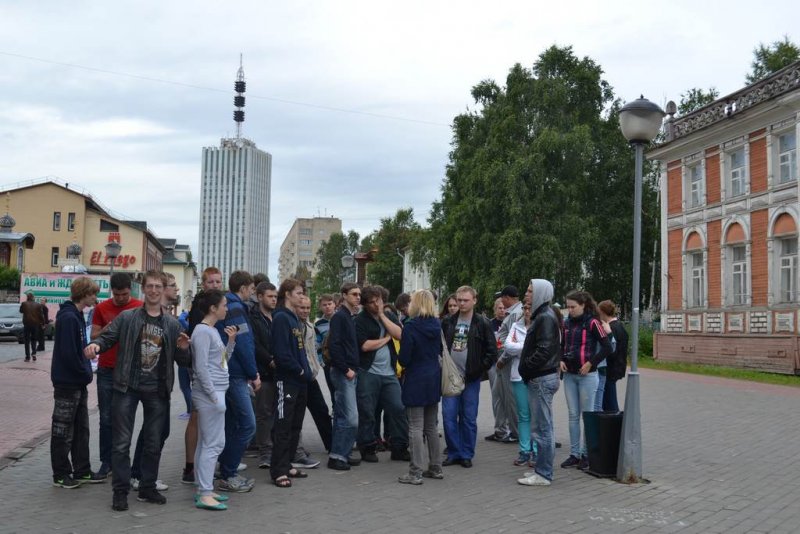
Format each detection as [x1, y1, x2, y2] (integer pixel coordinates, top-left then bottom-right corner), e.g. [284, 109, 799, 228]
[746, 36, 800, 84]
[362, 208, 421, 299]
[0, 265, 20, 290]
[426, 45, 659, 312]
[311, 230, 361, 295]
[678, 87, 719, 115]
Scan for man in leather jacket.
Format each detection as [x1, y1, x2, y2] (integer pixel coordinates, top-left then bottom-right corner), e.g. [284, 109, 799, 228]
[517, 279, 561, 486]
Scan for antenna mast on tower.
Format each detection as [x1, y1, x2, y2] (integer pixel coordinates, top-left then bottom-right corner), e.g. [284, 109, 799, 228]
[234, 54, 246, 138]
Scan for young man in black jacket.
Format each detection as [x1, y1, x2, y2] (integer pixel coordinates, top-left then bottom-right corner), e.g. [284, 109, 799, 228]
[517, 279, 561, 486]
[50, 277, 103, 489]
[251, 281, 277, 469]
[441, 285, 497, 468]
[326, 282, 362, 471]
[353, 285, 408, 463]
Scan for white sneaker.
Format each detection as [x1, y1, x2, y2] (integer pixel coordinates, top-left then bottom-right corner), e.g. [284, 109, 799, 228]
[130, 478, 169, 491]
[238, 462, 247, 472]
[517, 473, 551, 486]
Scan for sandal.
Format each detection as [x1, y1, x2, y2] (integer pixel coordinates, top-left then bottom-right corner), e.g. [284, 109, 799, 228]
[274, 475, 292, 488]
[288, 468, 308, 478]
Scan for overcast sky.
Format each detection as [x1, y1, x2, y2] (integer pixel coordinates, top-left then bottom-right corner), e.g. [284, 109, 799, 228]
[0, 0, 797, 279]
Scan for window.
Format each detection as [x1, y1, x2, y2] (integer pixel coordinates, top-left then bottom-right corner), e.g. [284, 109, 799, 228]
[779, 238, 798, 302]
[53, 212, 61, 231]
[16, 247, 23, 271]
[728, 149, 746, 198]
[99, 219, 119, 232]
[688, 165, 704, 208]
[778, 132, 797, 184]
[51, 247, 59, 267]
[67, 212, 76, 231]
[731, 245, 747, 305]
[299, 239, 312, 246]
[299, 228, 312, 236]
[689, 252, 704, 308]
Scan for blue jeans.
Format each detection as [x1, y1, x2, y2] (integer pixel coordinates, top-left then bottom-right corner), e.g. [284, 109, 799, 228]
[441, 379, 480, 461]
[528, 372, 560, 481]
[329, 367, 359, 462]
[356, 372, 408, 450]
[593, 368, 606, 411]
[111, 388, 168, 493]
[177, 365, 192, 413]
[217, 378, 256, 479]
[563, 372, 599, 458]
[603, 378, 619, 412]
[512, 381, 532, 454]
[96, 367, 114, 467]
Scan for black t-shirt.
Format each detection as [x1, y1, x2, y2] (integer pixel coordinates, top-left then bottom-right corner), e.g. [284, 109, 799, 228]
[137, 314, 164, 392]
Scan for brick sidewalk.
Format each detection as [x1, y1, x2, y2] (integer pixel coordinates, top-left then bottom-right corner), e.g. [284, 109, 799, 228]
[2, 368, 800, 533]
[0, 350, 99, 467]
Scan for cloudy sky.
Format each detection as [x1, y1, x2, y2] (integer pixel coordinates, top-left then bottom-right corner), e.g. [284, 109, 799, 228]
[0, 0, 797, 279]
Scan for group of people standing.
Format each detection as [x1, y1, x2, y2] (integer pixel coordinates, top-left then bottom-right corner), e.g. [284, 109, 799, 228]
[47, 267, 629, 515]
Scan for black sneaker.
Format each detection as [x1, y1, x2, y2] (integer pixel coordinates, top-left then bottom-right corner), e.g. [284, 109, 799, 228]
[560, 455, 581, 468]
[137, 488, 167, 505]
[96, 463, 112, 479]
[181, 467, 195, 485]
[484, 432, 502, 442]
[53, 475, 80, 489]
[112, 491, 128, 511]
[347, 457, 361, 466]
[460, 459, 473, 468]
[390, 449, 411, 462]
[75, 472, 106, 484]
[577, 456, 590, 470]
[327, 458, 351, 471]
[360, 448, 379, 463]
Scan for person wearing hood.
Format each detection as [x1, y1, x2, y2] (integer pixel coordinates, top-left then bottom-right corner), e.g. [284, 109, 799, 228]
[50, 276, 102, 489]
[517, 279, 562, 486]
[396, 290, 443, 485]
[269, 279, 313, 488]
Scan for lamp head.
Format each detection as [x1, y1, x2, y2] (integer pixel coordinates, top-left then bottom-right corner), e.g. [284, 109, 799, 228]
[619, 96, 665, 143]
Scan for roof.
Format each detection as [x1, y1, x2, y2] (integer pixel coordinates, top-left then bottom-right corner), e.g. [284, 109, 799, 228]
[659, 60, 800, 147]
[0, 232, 34, 248]
[158, 238, 177, 249]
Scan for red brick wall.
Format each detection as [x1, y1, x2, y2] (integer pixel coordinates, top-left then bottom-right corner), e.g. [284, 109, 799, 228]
[750, 130, 767, 193]
[667, 161, 682, 215]
[706, 152, 720, 204]
[668, 229, 683, 310]
[707, 220, 721, 307]
[751, 209, 769, 305]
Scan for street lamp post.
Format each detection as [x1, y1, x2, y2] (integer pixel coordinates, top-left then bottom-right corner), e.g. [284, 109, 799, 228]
[105, 241, 122, 276]
[617, 96, 665, 483]
[340, 254, 355, 284]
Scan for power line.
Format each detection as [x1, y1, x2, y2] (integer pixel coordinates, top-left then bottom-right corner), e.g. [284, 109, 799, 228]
[0, 50, 451, 127]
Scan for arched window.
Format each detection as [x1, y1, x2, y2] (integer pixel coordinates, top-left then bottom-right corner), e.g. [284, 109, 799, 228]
[16, 246, 23, 271]
[684, 230, 706, 309]
[771, 213, 798, 303]
[0, 243, 10, 267]
[722, 221, 750, 306]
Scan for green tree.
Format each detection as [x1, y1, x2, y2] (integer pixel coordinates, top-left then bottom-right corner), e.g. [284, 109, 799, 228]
[311, 230, 360, 295]
[361, 208, 421, 299]
[427, 45, 659, 312]
[678, 87, 719, 115]
[0, 265, 20, 290]
[746, 36, 800, 84]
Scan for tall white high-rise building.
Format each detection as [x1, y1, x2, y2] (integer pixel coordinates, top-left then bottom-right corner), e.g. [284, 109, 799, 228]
[198, 59, 272, 278]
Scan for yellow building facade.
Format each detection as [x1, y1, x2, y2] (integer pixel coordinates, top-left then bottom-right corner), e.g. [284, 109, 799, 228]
[1, 180, 164, 274]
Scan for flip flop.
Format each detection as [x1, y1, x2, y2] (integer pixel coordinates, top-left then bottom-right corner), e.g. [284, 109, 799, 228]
[274, 475, 292, 488]
[195, 499, 227, 511]
[195, 493, 229, 502]
[288, 469, 308, 478]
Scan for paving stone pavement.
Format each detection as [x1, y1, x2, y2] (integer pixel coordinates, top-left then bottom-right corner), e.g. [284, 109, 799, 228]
[1, 368, 800, 533]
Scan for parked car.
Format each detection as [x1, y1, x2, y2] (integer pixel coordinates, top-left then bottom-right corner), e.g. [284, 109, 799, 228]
[0, 304, 25, 342]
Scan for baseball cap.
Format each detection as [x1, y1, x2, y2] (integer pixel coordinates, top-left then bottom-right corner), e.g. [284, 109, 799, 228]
[493, 285, 519, 299]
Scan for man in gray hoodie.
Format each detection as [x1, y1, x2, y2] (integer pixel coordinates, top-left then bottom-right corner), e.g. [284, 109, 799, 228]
[517, 279, 561, 487]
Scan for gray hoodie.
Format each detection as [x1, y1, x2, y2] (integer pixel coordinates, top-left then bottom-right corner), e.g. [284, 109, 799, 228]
[529, 279, 554, 313]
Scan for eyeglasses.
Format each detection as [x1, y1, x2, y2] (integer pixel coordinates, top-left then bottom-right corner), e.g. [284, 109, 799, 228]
[144, 284, 163, 290]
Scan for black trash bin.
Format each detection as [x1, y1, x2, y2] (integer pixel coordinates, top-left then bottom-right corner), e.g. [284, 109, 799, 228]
[582, 411, 623, 478]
